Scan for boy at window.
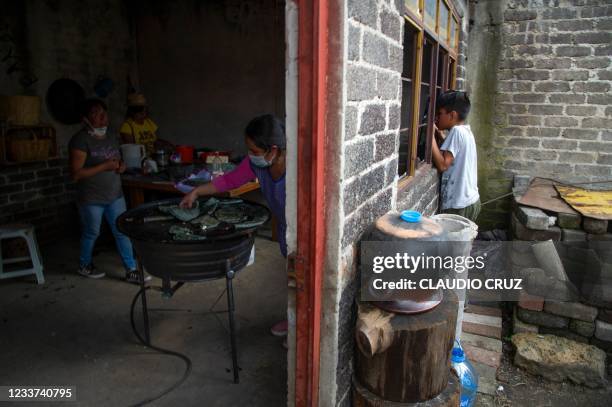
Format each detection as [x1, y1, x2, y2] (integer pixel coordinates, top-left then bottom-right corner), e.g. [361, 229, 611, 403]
[431, 91, 480, 222]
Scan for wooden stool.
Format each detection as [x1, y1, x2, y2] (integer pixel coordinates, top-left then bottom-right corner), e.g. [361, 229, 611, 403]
[0, 224, 44, 284]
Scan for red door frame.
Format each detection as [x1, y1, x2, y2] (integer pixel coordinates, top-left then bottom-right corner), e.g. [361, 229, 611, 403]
[294, 1, 329, 406]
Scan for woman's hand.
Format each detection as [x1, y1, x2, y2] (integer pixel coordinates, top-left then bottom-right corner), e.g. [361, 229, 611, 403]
[180, 189, 199, 208]
[116, 160, 127, 174]
[104, 159, 120, 171]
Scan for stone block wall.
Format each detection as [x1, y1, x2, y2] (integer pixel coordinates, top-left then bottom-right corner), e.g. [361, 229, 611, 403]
[510, 175, 612, 375]
[467, 0, 612, 230]
[321, 1, 470, 406]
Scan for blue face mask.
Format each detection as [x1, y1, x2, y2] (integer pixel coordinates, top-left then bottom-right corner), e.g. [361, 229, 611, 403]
[249, 153, 274, 168]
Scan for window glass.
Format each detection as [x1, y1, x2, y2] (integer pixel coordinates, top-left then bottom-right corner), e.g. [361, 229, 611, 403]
[450, 17, 457, 48]
[439, 2, 449, 43]
[398, 27, 417, 177]
[417, 39, 434, 164]
[424, 0, 437, 31]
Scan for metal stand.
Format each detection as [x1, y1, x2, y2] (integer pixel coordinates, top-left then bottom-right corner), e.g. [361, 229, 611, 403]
[225, 259, 239, 383]
[136, 259, 240, 384]
[138, 262, 151, 346]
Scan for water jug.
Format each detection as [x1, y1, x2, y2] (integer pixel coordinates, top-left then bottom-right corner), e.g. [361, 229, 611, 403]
[120, 144, 145, 169]
[451, 343, 479, 407]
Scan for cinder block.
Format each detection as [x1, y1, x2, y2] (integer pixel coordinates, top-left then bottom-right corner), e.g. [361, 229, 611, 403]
[583, 217, 608, 235]
[562, 228, 587, 241]
[544, 301, 598, 322]
[558, 212, 582, 229]
[513, 174, 532, 189]
[512, 214, 561, 241]
[595, 320, 612, 342]
[516, 206, 552, 230]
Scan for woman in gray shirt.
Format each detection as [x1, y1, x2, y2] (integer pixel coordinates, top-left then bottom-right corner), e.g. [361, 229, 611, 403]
[68, 98, 146, 284]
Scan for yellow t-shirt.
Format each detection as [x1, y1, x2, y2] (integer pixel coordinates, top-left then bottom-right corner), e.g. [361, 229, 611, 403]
[120, 118, 158, 154]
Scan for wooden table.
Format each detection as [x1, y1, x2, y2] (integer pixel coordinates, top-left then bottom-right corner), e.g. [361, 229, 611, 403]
[121, 174, 260, 208]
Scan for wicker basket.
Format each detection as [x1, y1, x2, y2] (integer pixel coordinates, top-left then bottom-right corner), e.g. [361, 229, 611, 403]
[10, 132, 51, 162]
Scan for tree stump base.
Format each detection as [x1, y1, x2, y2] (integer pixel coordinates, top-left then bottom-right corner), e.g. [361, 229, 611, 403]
[356, 291, 458, 403]
[353, 373, 460, 407]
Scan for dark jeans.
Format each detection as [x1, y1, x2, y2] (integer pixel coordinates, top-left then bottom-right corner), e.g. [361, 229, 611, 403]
[441, 199, 481, 222]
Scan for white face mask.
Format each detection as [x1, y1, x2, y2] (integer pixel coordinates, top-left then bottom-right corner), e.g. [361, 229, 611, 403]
[249, 150, 276, 168]
[91, 126, 107, 137]
[84, 118, 107, 137]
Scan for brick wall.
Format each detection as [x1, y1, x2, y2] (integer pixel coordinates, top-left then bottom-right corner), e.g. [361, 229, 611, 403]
[325, 1, 470, 406]
[468, 0, 612, 229]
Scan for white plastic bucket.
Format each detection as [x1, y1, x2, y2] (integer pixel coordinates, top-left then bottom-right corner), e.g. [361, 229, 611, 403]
[431, 214, 478, 342]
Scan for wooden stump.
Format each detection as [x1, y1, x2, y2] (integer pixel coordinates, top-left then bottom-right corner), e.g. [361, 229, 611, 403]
[353, 372, 460, 407]
[355, 292, 458, 403]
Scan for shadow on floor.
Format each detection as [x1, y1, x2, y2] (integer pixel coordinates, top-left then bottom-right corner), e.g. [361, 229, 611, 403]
[0, 236, 288, 406]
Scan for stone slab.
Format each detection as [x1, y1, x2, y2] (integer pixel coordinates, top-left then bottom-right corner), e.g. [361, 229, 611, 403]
[598, 309, 612, 324]
[517, 308, 569, 329]
[513, 307, 538, 334]
[558, 212, 582, 230]
[512, 333, 607, 388]
[543, 301, 598, 322]
[569, 319, 596, 338]
[516, 206, 552, 231]
[583, 217, 608, 235]
[587, 233, 612, 241]
[594, 320, 612, 342]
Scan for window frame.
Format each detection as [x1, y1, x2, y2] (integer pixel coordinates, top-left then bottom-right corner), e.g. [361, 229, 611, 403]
[397, 0, 461, 188]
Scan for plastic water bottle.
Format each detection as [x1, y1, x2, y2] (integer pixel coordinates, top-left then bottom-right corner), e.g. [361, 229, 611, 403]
[451, 343, 479, 407]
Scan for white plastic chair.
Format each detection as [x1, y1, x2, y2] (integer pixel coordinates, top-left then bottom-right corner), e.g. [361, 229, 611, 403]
[0, 224, 44, 284]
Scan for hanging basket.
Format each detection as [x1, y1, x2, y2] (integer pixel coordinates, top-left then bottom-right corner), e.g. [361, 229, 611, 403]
[10, 131, 51, 162]
[0, 95, 41, 126]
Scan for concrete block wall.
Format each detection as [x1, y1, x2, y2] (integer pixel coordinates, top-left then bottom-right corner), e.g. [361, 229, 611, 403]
[467, 0, 612, 230]
[319, 1, 470, 406]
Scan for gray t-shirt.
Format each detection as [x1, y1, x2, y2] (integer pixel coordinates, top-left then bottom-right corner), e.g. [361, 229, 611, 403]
[69, 128, 123, 205]
[440, 124, 479, 210]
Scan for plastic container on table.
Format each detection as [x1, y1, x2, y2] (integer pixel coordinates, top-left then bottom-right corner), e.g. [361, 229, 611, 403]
[451, 343, 479, 407]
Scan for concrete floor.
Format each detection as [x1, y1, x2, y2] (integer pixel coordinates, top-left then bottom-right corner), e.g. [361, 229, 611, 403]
[0, 235, 288, 406]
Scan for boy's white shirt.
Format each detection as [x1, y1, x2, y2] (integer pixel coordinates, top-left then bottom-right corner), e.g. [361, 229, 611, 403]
[439, 124, 480, 210]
